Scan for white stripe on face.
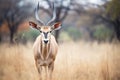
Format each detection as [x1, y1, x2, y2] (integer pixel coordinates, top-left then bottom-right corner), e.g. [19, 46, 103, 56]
[41, 32, 51, 44]
[40, 26, 52, 44]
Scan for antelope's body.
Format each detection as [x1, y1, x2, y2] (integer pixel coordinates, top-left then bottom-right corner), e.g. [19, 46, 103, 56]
[33, 35, 58, 80]
[33, 35, 58, 66]
[29, 2, 61, 80]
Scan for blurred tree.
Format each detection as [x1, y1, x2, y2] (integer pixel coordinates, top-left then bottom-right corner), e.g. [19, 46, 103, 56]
[106, 0, 120, 40]
[0, 0, 33, 43]
[91, 0, 120, 41]
[107, 0, 120, 20]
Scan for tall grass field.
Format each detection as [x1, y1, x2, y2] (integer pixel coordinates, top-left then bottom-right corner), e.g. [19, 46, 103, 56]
[0, 41, 120, 80]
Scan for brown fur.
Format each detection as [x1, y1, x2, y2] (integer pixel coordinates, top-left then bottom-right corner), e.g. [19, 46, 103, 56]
[41, 26, 51, 32]
[33, 35, 58, 80]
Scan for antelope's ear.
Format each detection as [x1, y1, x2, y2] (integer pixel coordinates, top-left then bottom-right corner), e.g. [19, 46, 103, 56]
[52, 22, 61, 30]
[29, 21, 40, 29]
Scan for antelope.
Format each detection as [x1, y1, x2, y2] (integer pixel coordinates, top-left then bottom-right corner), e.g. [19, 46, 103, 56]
[29, 2, 61, 80]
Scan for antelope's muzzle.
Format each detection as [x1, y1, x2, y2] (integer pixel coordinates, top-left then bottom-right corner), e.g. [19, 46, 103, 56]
[44, 39, 48, 44]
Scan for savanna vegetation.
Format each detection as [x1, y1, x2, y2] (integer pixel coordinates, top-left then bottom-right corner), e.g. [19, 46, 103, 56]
[0, 42, 120, 80]
[0, 0, 120, 80]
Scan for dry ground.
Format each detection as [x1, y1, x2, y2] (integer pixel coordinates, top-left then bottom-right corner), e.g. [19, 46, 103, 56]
[0, 41, 120, 80]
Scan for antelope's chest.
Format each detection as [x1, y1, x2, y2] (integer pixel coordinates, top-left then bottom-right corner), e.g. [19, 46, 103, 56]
[38, 54, 53, 66]
[42, 49, 49, 59]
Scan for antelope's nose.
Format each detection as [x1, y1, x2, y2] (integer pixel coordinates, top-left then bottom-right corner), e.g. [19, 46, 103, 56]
[44, 40, 48, 44]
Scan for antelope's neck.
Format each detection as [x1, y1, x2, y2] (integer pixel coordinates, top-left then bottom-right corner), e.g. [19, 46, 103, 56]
[41, 41, 51, 60]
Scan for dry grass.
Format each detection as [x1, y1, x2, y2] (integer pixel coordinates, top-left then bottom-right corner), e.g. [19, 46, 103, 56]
[0, 41, 120, 80]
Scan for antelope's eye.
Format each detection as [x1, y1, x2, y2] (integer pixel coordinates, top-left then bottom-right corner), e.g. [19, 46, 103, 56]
[40, 30, 42, 33]
[50, 31, 52, 33]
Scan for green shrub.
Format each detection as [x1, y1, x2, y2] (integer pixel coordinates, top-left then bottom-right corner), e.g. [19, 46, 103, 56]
[93, 24, 113, 41]
[18, 29, 40, 42]
[59, 31, 72, 42]
[66, 27, 82, 41]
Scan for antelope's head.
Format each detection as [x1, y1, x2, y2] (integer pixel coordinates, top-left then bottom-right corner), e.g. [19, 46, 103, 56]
[29, 2, 61, 44]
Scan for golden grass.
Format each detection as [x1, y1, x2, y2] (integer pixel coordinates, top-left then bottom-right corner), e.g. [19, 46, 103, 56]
[0, 41, 120, 80]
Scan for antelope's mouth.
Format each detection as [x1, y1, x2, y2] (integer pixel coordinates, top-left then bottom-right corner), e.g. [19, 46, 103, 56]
[44, 40, 48, 44]
[43, 39, 49, 44]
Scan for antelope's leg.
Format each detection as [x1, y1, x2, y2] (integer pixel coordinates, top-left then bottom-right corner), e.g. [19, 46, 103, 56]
[44, 66, 48, 80]
[48, 62, 54, 80]
[35, 60, 42, 80]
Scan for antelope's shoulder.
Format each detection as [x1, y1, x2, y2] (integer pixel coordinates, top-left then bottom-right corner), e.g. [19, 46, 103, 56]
[51, 35, 57, 43]
[36, 35, 42, 41]
[50, 35, 58, 47]
[33, 35, 41, 48]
